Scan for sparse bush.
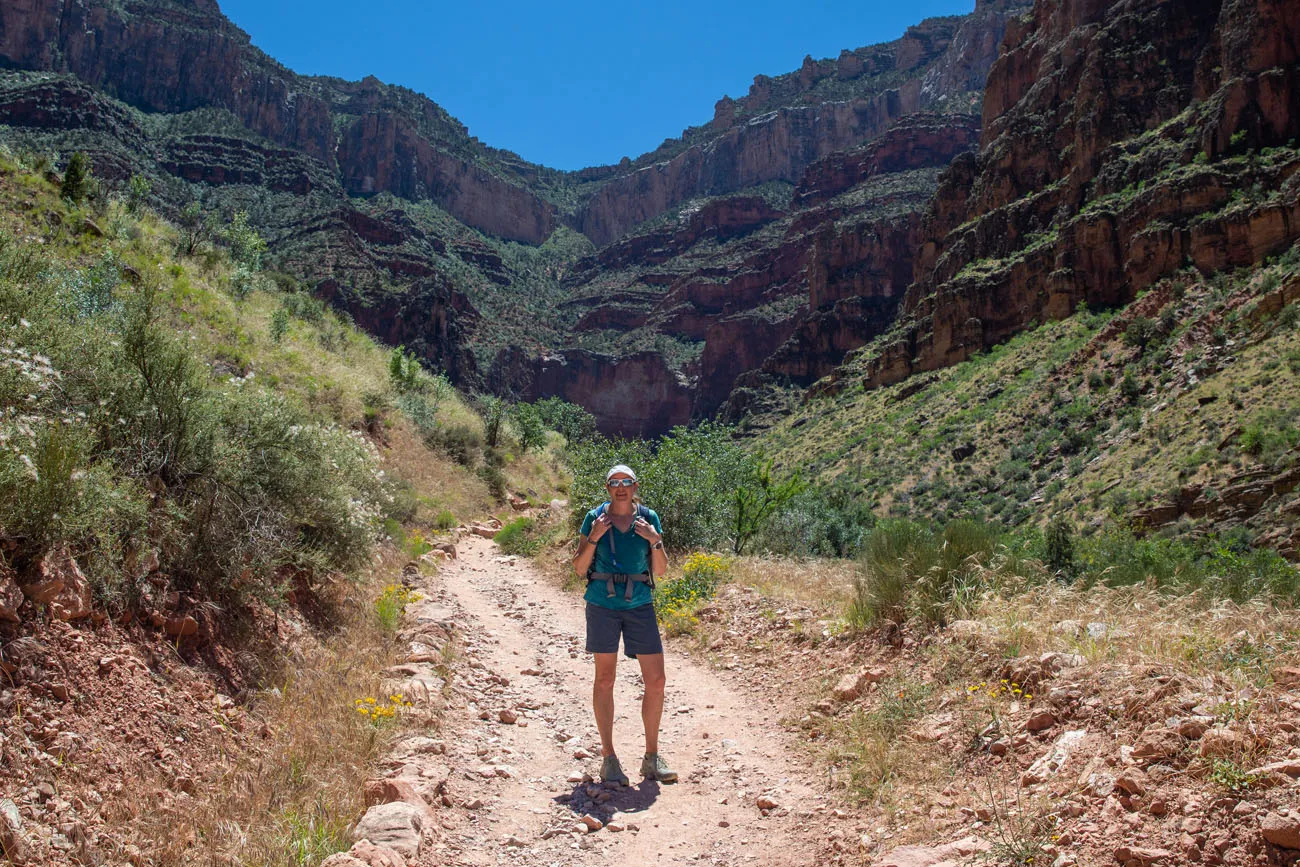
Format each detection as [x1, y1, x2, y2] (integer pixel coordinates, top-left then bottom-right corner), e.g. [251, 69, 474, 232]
[433, 509, 457, 530]
[125, 174, 152, 214]
[730, 459, 804, 554]
[221, 211, 267, 270]
[270, 307, 290, 343]
[1046, 516, 1076, 579]
[847, 519, 1003, 628]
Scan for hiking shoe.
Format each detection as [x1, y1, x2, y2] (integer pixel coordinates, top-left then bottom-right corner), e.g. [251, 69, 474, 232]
[599, 754, 630, 786]
[641, 752, 678, 783]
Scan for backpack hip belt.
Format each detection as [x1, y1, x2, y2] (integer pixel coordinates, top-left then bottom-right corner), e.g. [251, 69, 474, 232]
[589, 571, 654, 601]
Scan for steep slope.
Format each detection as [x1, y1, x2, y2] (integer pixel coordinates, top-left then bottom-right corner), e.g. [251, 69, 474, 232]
[841, 0, 1300, 391]
[574, 0, 1025, 246]
[0, 0, 557, 242]
[0, 0, 1027, 436]
[502, 114, 980, 436]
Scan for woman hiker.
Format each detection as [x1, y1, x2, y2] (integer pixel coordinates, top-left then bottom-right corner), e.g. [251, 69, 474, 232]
[572, 464, 678, 786]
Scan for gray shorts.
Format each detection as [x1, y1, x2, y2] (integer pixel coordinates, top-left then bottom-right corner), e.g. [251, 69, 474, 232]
[585, 602, 664, 658]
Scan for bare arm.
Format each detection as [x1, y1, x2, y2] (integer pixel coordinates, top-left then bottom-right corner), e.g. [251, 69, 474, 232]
[572, 513, 611, 577]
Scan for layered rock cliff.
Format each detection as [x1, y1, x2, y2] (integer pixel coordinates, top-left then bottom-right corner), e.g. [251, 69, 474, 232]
[831, 0, 1300, 393]
[573, 0, 1026, 246]
[0, 0, 556, 243]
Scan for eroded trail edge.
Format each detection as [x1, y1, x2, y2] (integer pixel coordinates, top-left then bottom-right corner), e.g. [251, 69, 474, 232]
[389, 534, 829, 866]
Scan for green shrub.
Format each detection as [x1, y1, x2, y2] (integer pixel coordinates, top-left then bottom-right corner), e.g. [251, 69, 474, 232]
[388, 346, 422, 393]
[496, 517, 540, 556]
[60, 152, 92, 204]
[221, 211, 267, 270]
[125, 174, 152, 214]
[532, 396, 598, 443]
[847, 519, 1003, 628]
[755, 479, 876, 557]
[0, 234, 391, 608]
[568, 422, 750, 551]
[510, 401, 547, 453]
[433, 509, 457, 530]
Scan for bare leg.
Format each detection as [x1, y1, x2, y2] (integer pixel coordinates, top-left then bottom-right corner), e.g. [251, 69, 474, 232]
[637, 653, 666, 755]
[593, 652, 618, 757]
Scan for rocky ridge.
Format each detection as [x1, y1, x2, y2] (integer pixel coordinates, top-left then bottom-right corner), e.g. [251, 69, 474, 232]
[839, 0, 1300, 392]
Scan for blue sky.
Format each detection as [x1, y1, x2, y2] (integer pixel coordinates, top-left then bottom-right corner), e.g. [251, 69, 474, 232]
[219, 0, 974, 171]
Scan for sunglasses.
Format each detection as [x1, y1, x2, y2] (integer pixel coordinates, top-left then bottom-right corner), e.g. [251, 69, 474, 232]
[606, 478, 636, 487]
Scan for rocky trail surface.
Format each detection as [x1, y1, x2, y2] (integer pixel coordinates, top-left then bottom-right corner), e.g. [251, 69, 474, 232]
[356, 534, 835, 867]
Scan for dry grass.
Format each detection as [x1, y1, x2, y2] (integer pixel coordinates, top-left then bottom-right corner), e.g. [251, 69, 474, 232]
[384, 418, 493, 523]
[126, 548, 424, 866]
[728, 555, 858, 611]
[968, 583, 1300, 682]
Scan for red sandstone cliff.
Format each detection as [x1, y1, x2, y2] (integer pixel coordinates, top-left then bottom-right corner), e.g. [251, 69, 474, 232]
[0, 0, 555, 243]
[839, 0, 1300, 393]
[573, 0, 1027, 246]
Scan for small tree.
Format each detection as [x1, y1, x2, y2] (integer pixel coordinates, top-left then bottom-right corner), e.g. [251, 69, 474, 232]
[178, 201, 207, 255]
[730, 460, 805, 555]
[60, 152, 92, 204]
[478, 395, 507, 449]
[1046, 516, 1076, 580]
[511, 402, 547, 453]
[1124, 316, 1157, 352]
[125, 174, 152, 214]
[388, 346, 422, 393]
[222, 211, 267, 270]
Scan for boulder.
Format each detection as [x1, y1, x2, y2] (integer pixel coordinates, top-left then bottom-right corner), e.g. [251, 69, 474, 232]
[363, 778, 432, 818]
[36, 549, 92, 621]
[1261, 813, 1300, 850]
[875, 836, 989, 867]
[0, 563, 22, 623]
[1198, 726, 1247, 758]
[832, 667, 885, 702]
[1131, 728, 1184, 762]
[352, 802, 423, 858]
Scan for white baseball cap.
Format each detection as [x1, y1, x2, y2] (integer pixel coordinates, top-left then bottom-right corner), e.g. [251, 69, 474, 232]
[605, 464, 638, 482]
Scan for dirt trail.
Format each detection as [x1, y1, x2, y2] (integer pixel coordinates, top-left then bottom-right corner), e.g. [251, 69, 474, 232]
[406, 534, 832, 866]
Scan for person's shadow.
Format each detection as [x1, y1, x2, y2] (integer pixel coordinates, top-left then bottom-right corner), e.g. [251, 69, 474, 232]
[554, 779, 662, 823]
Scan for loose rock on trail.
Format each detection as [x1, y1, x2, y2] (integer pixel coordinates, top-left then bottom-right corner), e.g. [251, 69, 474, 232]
[373, 533, 830, 866]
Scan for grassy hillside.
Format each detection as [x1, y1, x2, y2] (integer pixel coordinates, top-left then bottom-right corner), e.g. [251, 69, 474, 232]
[753, 249, 1300, 565]
[0, 148, 575, 864]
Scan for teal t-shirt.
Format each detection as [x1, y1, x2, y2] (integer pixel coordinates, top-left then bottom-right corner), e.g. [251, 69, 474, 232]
[580, 506, 662, 610]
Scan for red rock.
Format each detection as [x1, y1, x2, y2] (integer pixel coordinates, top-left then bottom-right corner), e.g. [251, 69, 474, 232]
[1131, 728, 1185, 761]
[1115, 769, 1148, 796]
[1025, 710, 1056, 732]
[25, 548, 93, 621]
[1261, 813, 1300, 850]
[1114, 845, 1174, 864]
[0, 561, 22, 623]
[163, 616, 199, 638]
[346, 839, 407, 867]
[1198, 727, 1247, 758]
